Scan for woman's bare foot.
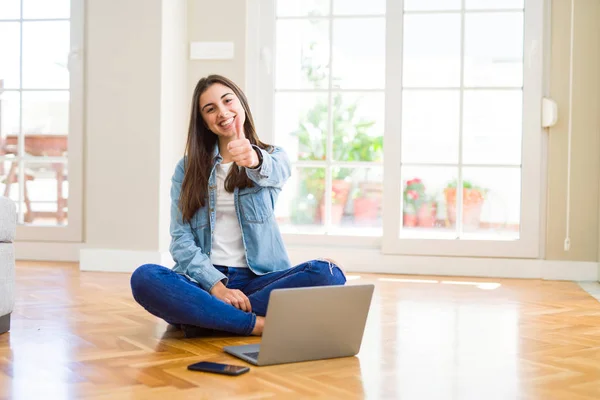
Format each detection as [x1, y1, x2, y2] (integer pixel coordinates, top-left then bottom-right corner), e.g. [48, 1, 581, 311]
[251, 316, 265, 336]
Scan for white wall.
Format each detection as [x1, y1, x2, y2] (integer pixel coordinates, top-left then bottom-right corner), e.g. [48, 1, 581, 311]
[159, 0, 188, 253]
[85, 0, 162, 250]
[82, 0, 187, 268]
[187, 0, 247, 94]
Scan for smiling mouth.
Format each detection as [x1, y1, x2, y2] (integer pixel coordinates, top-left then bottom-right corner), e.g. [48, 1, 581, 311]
[220, 116, 235, 128]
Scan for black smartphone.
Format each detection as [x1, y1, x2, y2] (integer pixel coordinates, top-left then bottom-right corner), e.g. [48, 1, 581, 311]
[187, 361, 250, 376]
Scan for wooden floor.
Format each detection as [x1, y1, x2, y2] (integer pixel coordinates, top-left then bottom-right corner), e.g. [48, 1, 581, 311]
[1, 262, 600, 400]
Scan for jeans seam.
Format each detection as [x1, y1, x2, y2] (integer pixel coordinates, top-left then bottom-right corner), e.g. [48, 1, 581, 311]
[245, 313, 257, 336]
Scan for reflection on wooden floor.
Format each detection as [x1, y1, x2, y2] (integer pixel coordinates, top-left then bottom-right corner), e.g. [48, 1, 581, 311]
[1, 262, 600, 399]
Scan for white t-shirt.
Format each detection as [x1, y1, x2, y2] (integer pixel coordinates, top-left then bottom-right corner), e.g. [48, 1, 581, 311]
[209, 162, 248, 268]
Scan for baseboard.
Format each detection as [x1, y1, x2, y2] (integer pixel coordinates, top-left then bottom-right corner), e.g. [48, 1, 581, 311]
[14, 241, 81, 262]
[80, 248, 174, 273]
[540, 261, 600, 281]
[286, 247, 599, 281]
[21, 245, 599, 281]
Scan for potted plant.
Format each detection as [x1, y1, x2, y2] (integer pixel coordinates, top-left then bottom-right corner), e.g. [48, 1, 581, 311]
[289, 46, 383, 225]
[403, 178, 424, 227]
[292, 95, 381, 224]
[443, 179, 487, 230]
[417, 194, 437, 227]
[403, 203, 418, 227]
[402, 178, 438, 227]
[352, 181, 382, 222]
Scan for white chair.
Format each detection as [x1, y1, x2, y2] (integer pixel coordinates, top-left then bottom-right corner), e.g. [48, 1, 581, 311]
[0, 195, 16, 334]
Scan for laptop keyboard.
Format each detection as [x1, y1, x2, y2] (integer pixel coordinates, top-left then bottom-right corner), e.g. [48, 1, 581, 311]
[244, 351, 260, 360]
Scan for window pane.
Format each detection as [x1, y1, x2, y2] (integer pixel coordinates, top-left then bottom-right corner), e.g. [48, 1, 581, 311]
[463, 90, 522, 165]
[276, 20, 329, 90]
[20, 161, 68, 225]
[404, 0, 460, 11]
[0, 22, 20, 89]
[22, 91, 69, 157]
[276, 0, 329, 17]
[0, 91, 20, 139]
[464, 13, 523, 87]
[0, 0, 20, 19]
[275, 92, 328, 162]
[460, 168, 520, 239]
[333, 0, 385, 15]
[403, 14, 461, 88]
[401, 90, 460, 164]
[466, 0, 524, 9]
[276, 167, 325, 231]
[23, 0, 70, 19]
[22, 21, 70, 89]
[401, 166, 457, 238]
[332, 92, 384, 162]
[332, 18, 385, 89]
[332, 167, 383, 235]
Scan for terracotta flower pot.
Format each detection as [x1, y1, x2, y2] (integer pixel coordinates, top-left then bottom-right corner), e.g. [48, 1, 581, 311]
[444, 188, 484, 229]
[316, 179, 351, 223]
[403, 213, 418, 227]
[417, 203, 437, 227]
[353, 197, 379, 221]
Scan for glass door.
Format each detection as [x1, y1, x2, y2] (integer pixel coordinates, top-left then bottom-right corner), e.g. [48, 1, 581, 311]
[383, 0, 544, 258]
[0, 0, 83, 242]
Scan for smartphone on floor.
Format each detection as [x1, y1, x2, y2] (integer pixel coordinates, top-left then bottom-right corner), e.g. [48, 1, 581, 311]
[187, 361, 250, 376]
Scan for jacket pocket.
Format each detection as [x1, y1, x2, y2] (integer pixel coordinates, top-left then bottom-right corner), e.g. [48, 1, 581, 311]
[239, 186, 273, 223]
[191, 207, 209, 229]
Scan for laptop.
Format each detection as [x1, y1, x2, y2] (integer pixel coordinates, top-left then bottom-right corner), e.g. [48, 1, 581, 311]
[223, 284, 374, 366]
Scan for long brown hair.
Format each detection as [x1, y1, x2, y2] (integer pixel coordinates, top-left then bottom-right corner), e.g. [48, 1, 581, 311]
[179, 75, 271, 223]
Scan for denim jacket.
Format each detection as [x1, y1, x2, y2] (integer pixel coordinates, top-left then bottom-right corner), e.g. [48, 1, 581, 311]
[169, 145, 293, 292]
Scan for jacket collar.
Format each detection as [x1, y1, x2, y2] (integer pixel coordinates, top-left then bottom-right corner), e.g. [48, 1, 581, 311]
[212, 143, 222, 166]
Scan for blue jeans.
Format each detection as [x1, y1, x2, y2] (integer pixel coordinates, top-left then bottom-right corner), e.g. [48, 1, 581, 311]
[130, 259, 346, 336]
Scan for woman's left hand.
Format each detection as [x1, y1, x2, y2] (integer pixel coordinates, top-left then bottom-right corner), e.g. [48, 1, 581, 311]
[227, 124, 259, 168]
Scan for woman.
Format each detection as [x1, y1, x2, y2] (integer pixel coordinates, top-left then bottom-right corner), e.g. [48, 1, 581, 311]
[130, 74, 346, 337]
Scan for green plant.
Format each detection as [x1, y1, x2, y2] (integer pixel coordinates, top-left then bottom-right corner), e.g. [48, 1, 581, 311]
[403, 178, 427, 215]
[445, 179, 488, 203]
[291, 91, 382, 219]
[292, 88, 383, 171]
[446, 179, 486, 192]
[443, 179, 488, 227]
[292, 61, 382, 189]
[293, 38, 383, 168]
[289, 38, 383, 223]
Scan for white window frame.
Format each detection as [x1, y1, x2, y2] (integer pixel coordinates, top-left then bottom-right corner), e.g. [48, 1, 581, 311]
[1, 0, 84, 243]
[247, 0, 546, 258]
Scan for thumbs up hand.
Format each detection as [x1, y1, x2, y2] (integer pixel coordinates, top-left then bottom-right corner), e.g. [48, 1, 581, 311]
[227, 116, 259, 169]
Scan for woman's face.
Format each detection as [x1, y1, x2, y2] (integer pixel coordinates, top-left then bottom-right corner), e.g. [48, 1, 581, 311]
[199, 82, 246, 138]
